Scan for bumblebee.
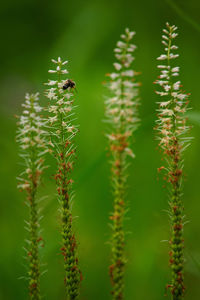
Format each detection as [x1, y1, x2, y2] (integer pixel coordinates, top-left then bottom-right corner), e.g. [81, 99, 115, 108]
[62, 79, 75, 90]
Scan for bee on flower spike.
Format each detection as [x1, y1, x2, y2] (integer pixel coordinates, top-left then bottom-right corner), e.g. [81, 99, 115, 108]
[62, 79, 76, 90]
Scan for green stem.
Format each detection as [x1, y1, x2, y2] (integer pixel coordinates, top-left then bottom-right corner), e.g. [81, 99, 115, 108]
[27, 97, 41, 300]
[110, 155, 126, 300]
[166, 26, 185, 299]
[60, 169, 81, 300]
[109, 39, 131, 300]
[56, 68, 81, 299]
[28, 185, 41, 300]
[169, 175, 184, 300]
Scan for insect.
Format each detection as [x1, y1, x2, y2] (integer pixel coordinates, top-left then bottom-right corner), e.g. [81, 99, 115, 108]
[62, 79, 75, 90]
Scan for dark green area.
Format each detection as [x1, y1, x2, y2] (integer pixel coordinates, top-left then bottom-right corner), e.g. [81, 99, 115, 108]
[0, 0, 200, 299]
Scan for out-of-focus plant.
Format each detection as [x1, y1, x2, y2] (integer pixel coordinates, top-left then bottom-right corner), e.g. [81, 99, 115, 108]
[104, 28, 140, 300]
[44, 57, 82, 300]
[16, 93, 47, 300]
[154, 22, 192, 300]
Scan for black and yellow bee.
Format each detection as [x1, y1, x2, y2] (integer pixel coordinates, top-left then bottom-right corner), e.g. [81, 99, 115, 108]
[62, 79, 75, 90]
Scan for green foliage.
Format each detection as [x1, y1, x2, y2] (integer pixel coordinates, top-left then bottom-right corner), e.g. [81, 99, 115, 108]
[0, 1, 200, 300]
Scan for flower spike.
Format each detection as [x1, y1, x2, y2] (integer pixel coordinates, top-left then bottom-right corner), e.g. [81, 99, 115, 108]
[155, 23, 192, 300]
[105, 28, 140, 300]
[45, 57, 81, 300]
[16, 92, 47, 300]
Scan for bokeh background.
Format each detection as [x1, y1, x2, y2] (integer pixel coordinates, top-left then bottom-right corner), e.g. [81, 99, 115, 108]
[0, 0, 200, 299]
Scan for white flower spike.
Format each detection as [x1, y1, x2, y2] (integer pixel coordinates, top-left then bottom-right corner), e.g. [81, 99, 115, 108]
[16, 92, 47, 298]
[44, 57, 81, 299]
[105, 28, 140, 300]
[155, 23, 190, 153]
[155, 23, 192, 299]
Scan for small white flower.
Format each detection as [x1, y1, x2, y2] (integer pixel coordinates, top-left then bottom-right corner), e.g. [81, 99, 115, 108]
[49, 106, 58, 113]
[58, 82, 64, 88]
[163, 29, 169, 34]
[21, 137, 30, 144]
[21, 183, 30, 190]
[156, 80, 168, 86]
[161, 109, 174, 116]
[49, 116, 57, 123]
[114, 48, 122, 53]
[170, 53, 179, 59]
[159, 74, 168, 79]
[172, 67, 179, 72]
[121, 70, 134, 77]
[161, 70, 169, 74]
[30, 113, 36, 118]
[173, 81, 181, 91]
[117, 41, 126, 48]
[109, 108, 119, 115]
[162, 40, 168, 46]
[21, 144, 29, 149]
[127, 44, 137, 52]
[160, 136, 170, 145]
[164, 85, 171, 92]
[171, 33, 178, 38]
[125, 28, 135, 39]
[106, 97, 118, 104]
[64, 93, 72, 100]
[110, 80, 121, 90]
[62, 60, 68, 65]
[61, 69, 68, 74]
[23, 110, 29, 115]
[64, 107, 72, 113]
[162, 35, 168, 40]
[157, 65, 166, 69]
[46, 80, 57, 86]
[177, 93, 187, 100]
[113, 63, 122, 70]
[172, 72, 179, 77]
[124, 54, 134, 66]
[115, 54, 123, 60]
[47, 90, 57, 100]
[157, 54, 167, 60]
[35, 106, 42, 112]
[125, 147, 135, 158]
[110, 73, 119, 80]
[171, 45, 178, 50]
[106, 134, 116, 141]
[161, 129, 170, 135]
[57, 99, 64, 105]
[160, 101, 171, 107]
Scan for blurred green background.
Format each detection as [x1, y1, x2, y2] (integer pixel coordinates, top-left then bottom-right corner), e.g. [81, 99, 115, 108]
[0, 0, 200, 299]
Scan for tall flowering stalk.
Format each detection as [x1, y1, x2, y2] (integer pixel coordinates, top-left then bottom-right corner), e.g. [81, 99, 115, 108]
[105, 28, 140, 300]
[16, 93, 47, 300]
[155, 23, 191, 299]
[45, 57, 81, 299]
